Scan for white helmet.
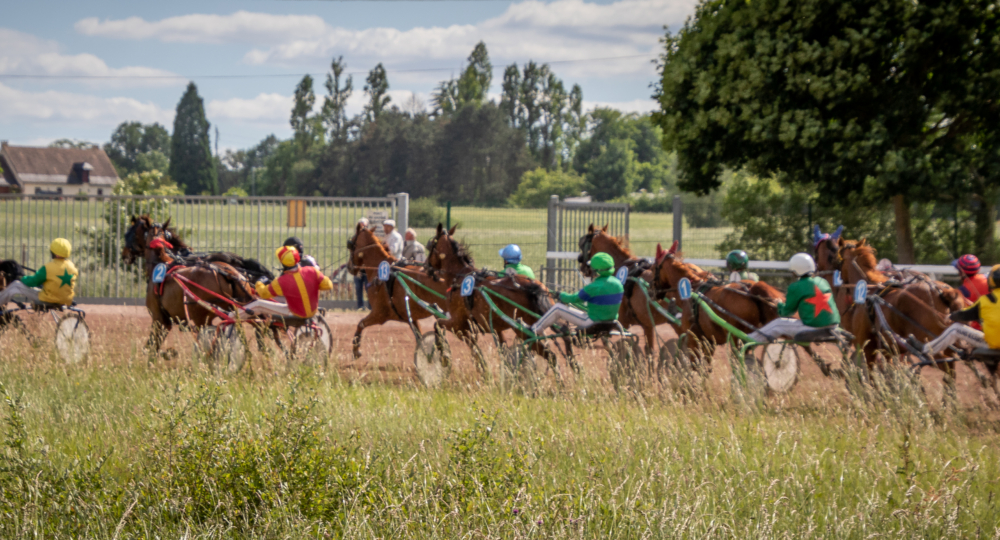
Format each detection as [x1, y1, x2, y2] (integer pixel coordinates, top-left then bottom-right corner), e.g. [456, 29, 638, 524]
[789, 253, 816, 277]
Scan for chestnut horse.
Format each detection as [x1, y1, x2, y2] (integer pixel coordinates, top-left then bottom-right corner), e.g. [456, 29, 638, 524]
[838, 240, 965, 371]
[577, 224, 681, 354]
[347, 224, 450, 360]
[137, 221, 256, 355]
[653, 245, 784, 357]
[426, 224, 560, 375]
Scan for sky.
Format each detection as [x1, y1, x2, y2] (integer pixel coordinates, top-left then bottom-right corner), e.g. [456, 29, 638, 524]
[0, 0, 697, 152]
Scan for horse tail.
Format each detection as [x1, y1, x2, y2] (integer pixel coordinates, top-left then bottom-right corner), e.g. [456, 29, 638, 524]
[748, 281, 783, 324]
[206, 261, 255, 302]
[522, 281, 553, 319]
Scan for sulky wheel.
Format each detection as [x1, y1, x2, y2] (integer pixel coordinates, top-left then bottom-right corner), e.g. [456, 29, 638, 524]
[414, 331, 450, 388]
[210, 325, 248, 375]
[292, 318, 332, 369]
[54, 313, 89, 364]
[760, 343, 798, 393]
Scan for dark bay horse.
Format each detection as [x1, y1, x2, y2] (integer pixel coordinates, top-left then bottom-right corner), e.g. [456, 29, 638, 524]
[577, 224, 681, 354]
[136, 221, 256, 355]
[123, 215, 273, 284]
[653, 246, 784, 357]
[426, 224, 560, 376]
[0, 260, 26, 293]
[347, 224, 450, 360]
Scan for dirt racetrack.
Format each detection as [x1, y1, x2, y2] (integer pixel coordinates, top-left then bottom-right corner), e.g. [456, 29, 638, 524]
[7, 304, 1000, 415]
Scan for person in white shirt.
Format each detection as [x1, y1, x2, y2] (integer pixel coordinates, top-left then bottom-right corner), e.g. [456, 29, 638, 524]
[383, 219, 404, 259]
[402, 228, 426, 263]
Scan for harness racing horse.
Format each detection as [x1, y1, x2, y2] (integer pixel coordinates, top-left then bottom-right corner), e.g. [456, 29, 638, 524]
[347, 224, 450, 360]
[0, 259, 27, 293]
[653, 244, 784, 359]
[426, 224, 561, 376]
[123, 215, 273, 284]
[577, 224, 681, 355]
[134, 221, 257, 356]
[837, 240, 966, 372]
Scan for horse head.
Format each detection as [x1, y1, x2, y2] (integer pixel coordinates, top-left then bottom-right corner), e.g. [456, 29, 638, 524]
[426, 223, 470, 277]
[840, 238, 886, 284]
[813, 224, 845, 272]
[653, 241, 708, 289]
[122, 215, 153, 265]
[347, 224, 390, 275]
[578, 223, 630, 278]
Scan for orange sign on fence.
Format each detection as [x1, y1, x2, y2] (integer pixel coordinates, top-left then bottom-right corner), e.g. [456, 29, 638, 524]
[287, 200, 307, 228]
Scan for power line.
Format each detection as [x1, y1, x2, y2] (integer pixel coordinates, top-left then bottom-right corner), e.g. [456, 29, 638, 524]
[0, 54, 654, 80]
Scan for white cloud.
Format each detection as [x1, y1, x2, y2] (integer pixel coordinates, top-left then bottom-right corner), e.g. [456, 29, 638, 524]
[0, 28, 179, 87]
[76, 11, 328, 45]
[207, 93, 292, 123]
[75, 0, 693, 78]
[0, 82, 172, 125]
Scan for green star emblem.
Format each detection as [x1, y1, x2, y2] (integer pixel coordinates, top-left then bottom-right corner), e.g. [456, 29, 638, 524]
[58, 269, 74, 287]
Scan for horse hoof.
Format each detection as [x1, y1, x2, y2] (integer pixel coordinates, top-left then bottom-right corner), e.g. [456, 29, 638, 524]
[161, 348, 179, 361]
[352, 350, 362, 360]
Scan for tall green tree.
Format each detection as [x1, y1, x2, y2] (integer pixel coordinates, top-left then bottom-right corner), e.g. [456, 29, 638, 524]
[321, 56, 353, 143]
[499, 61, 582, 170]
[653, 0, 999, 262]
[434, 42, 493, 115]
[169, 83, 217, 195]
[291, 75, 322, 151]
[364, 63, 391, 123]
[104, 122, 171, 176]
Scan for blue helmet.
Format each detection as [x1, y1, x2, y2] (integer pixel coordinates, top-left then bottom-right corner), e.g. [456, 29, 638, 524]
[499, 244, 522, 264]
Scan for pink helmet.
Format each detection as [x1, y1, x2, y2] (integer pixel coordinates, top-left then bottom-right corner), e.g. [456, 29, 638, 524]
[956, 254, 981, 275]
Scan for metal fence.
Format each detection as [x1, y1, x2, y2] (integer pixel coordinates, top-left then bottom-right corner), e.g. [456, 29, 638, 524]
[0, 194, 401, 305]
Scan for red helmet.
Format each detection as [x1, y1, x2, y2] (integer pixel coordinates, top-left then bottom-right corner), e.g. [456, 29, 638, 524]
[956, 254, 981, 275]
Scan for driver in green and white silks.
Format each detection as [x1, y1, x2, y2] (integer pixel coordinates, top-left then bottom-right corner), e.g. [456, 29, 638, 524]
[726, 250, 759, 283]
[530, 252, 623, 333]
[747, 253, 840, 343]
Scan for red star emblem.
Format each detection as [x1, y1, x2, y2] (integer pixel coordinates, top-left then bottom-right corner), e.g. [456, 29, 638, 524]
[804, 285, 833, 315]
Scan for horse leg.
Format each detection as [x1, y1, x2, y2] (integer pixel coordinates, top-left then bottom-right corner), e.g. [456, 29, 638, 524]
[353, 286, 393, 359]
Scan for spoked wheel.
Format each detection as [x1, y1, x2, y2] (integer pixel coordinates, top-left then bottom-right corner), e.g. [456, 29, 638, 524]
[759, 343, 799, 393]
[414, 331, 450, 388]
[291, 318, 331, 369]
[54, 313, 89, 364]
[500, 344, 537, 391]
[201, 325, 248, 375]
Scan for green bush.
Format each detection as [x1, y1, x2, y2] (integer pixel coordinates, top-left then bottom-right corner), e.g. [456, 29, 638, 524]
[409, 197, 447, 227]
[508, 168, 586, 208]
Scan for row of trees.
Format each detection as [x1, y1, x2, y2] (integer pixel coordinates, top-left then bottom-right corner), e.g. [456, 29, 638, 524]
[94, 42, 669, 209]
[654, 0, 999, 262]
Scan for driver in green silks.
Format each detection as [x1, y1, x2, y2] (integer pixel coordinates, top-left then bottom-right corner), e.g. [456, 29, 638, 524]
[747, 253, 839, 343]
[725, 250, 759, 283]
[530, 252, 623, 333]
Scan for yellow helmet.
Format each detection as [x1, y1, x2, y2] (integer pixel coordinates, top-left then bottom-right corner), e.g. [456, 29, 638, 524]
[50, 238, 71, 258]
[988, 264, 1000, 289]
[275, 245, 300, 268]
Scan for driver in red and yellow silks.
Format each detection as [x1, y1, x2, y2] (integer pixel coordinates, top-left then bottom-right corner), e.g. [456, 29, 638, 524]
[242, 246, 332, 319]
[0, 238, 78, 309]
[912, 264, 1000, 356]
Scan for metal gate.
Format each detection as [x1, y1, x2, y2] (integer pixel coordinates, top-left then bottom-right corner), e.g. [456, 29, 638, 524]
[0, 194, 403, 306]
[543, 196, 630, 291]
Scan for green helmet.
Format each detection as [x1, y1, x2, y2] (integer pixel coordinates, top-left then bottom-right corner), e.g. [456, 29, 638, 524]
[589, 252, 615, 272]
[726, 250, 749, 271]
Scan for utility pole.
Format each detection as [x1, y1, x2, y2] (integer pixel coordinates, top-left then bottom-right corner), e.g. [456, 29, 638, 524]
[214, 126, 219, 158]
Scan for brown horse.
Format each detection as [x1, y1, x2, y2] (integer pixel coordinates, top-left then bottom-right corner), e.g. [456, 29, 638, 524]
[137, 220, 256, 355]
[838, 240, 965, 370]
[0, 260, 26, 293]
[577, 224, 682, 354]
[347, 224, 450, 360]
[653, 245, 784, 357]
[426, 224, 561, 375]
[124, 215, 273, 284]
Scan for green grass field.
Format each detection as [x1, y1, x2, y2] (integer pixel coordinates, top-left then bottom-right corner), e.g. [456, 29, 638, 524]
[0, 199, 730, 297]
[1, 340, 998, 538]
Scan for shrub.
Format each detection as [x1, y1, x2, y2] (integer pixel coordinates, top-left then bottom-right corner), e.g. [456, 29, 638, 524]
[409, 197, 446, 227]
[508, 168, 587, 208]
